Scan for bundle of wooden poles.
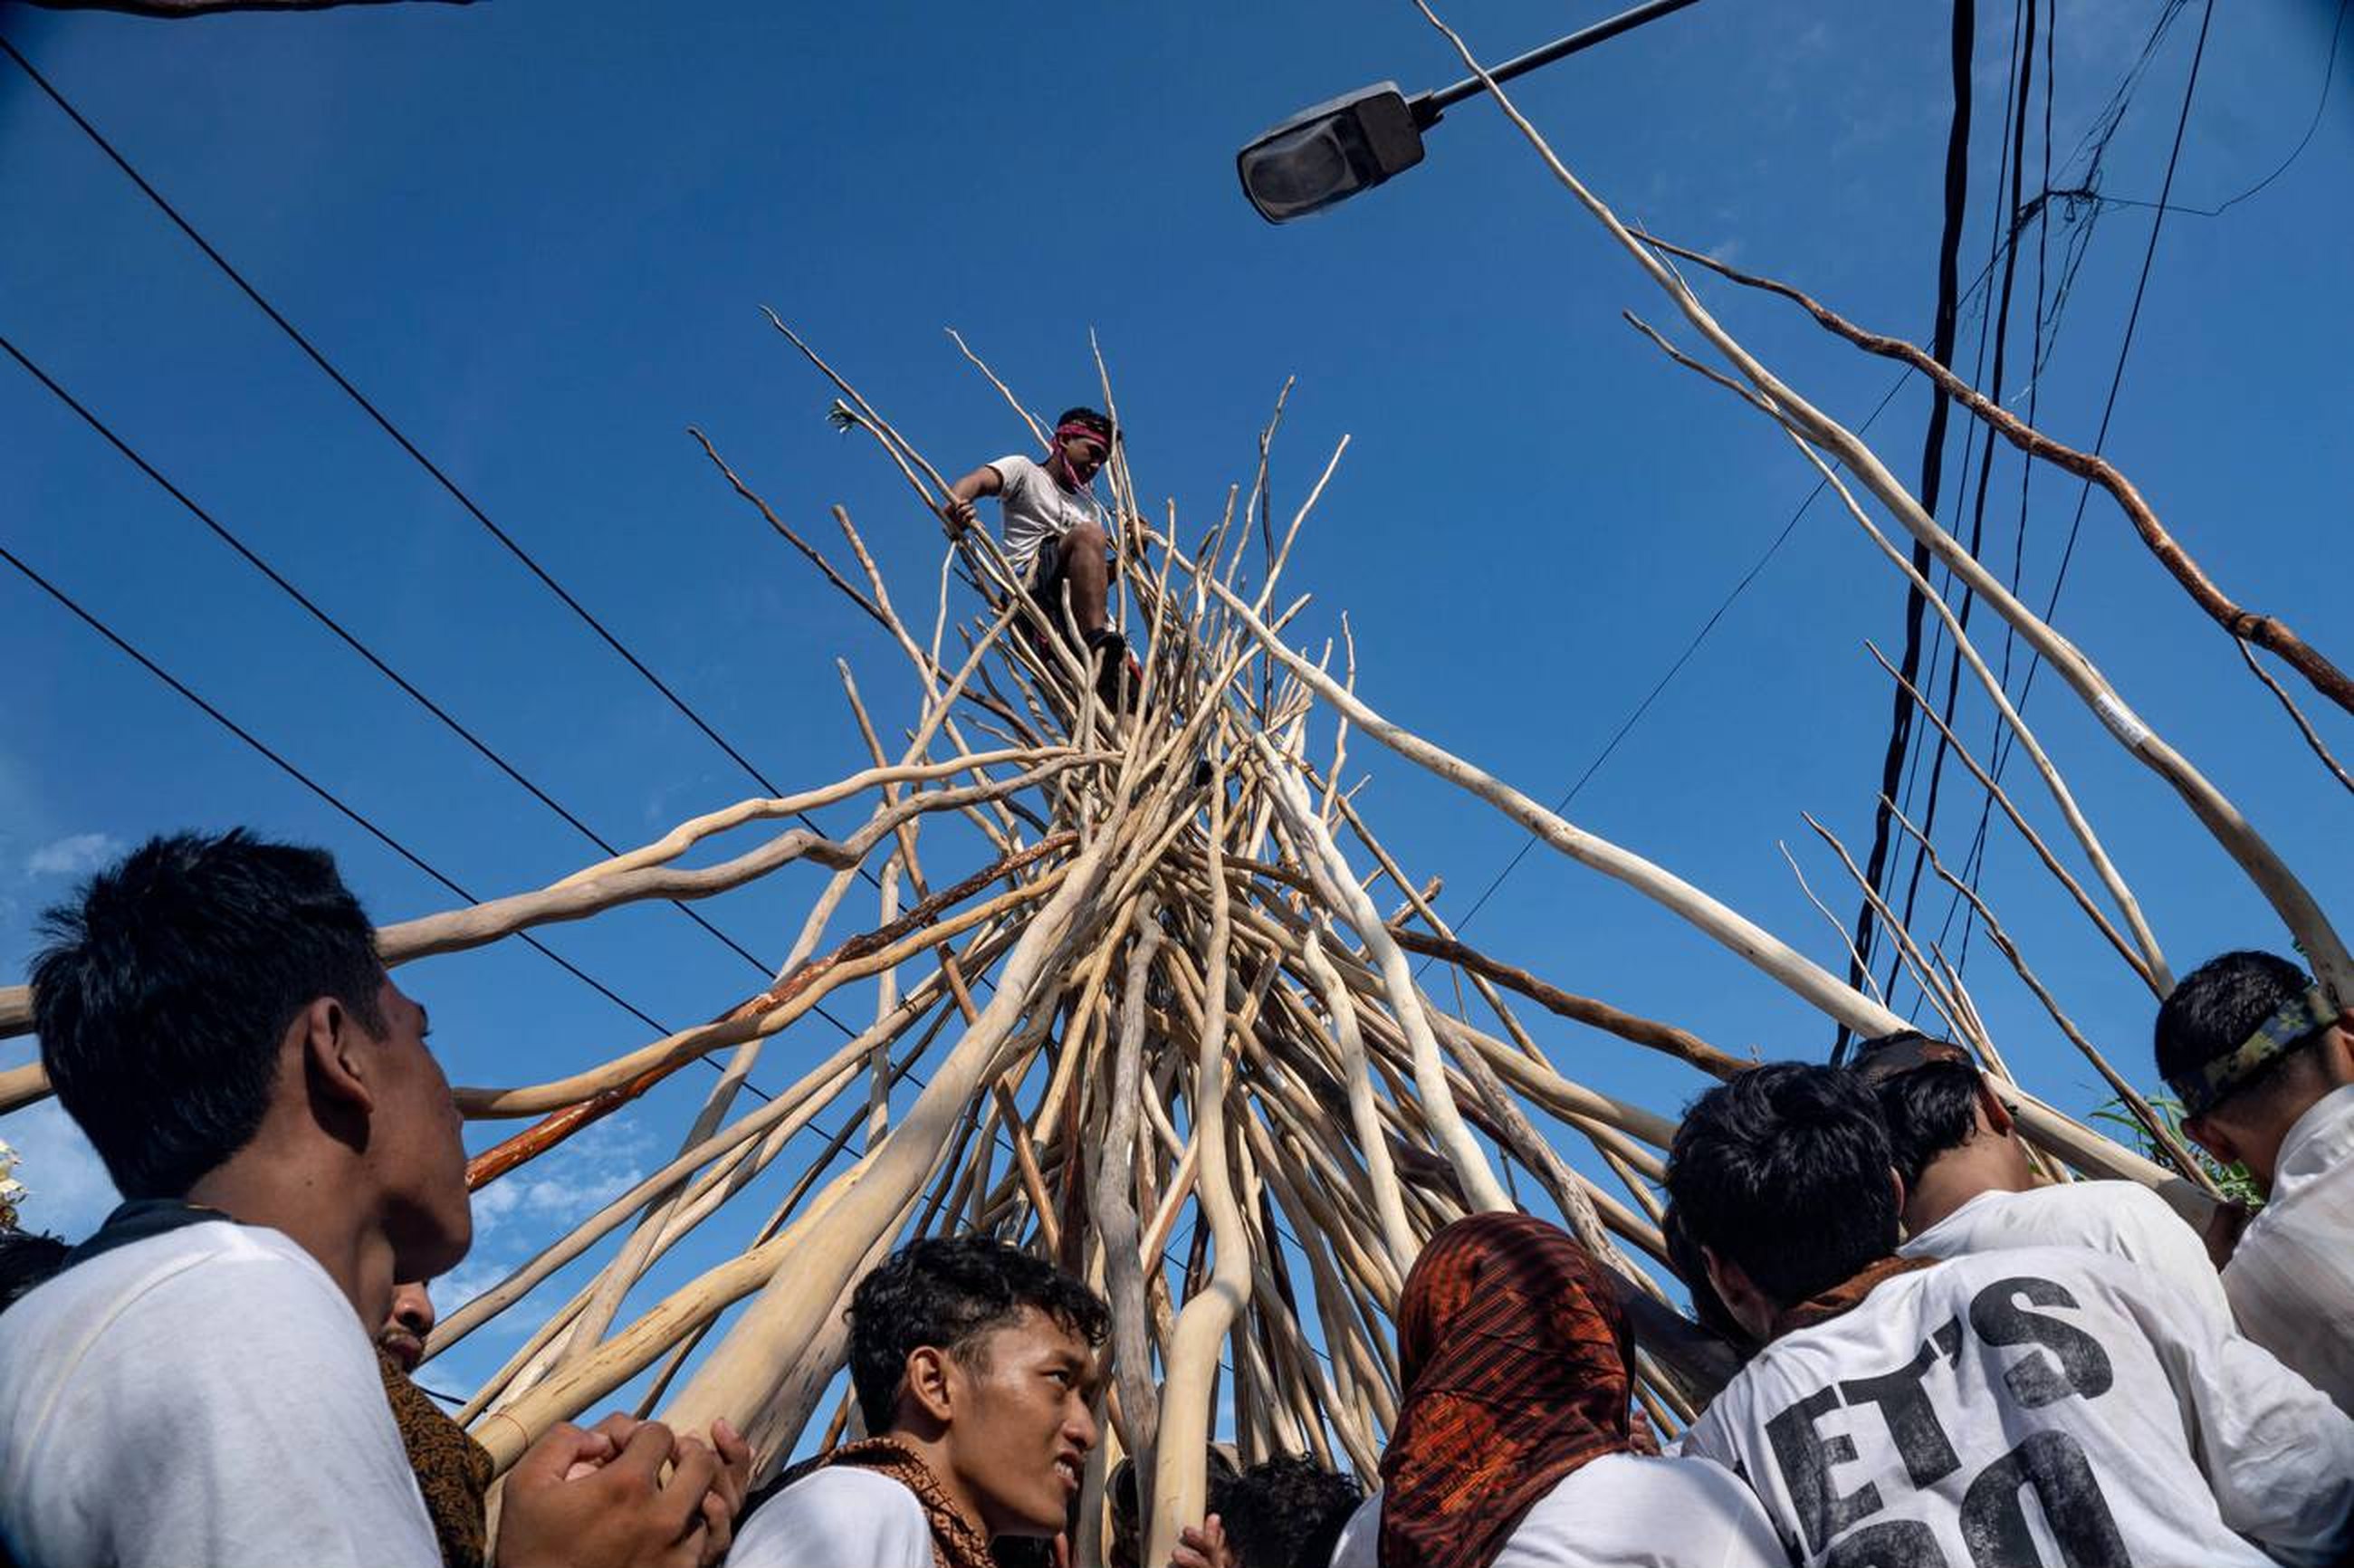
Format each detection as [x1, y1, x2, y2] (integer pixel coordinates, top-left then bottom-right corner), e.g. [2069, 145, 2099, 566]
[2, 13, 2347, 1563]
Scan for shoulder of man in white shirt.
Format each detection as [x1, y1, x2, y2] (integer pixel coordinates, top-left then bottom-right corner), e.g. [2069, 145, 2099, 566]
[727, 1464, 935, 1568]
[1329, 1455, 1785, 1568]
[2221, 1085, 2354, 1408]
[0, 1220, 440, 1568]
[1689, 1242, 2354, 1563]
[1901, 1179, 2232, 1324]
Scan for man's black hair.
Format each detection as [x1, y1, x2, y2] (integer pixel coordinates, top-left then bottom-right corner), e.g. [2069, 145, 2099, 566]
[1666, 1062, 1899, 1310]
[0, 1229, 69, 1313]
[1055, 406, 1116, 445]
[844, 1234, 1110, 1433]
[1854, 1031, 1985, 1190]
[30, 830, 387, 1200]
[1210, 1454, 1364, 1568]
[2155, 950, 2324, 1113]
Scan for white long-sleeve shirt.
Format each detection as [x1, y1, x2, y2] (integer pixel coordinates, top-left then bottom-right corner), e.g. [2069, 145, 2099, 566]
[1679, 1246, 2354, 1568]
[1898, 1179, 2233, 1327]
[2225, 1083, 2354, 1414]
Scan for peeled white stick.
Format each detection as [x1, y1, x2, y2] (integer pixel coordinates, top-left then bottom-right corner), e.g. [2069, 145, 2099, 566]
[1412, 0, 2351, 1012]
[1250, 727, 1511, 1214]
[1202, 559, 2209, 1224]
[1300, 927, 1417, 1275]
[1145, 774, 1255, 1568]
[653, 824, 1121, 1441]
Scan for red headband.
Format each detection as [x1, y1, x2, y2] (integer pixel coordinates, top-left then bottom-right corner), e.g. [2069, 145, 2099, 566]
[1055, 421, 1110, 451]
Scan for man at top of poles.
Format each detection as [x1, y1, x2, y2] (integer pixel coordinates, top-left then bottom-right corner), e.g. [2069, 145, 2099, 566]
[941, 407, 1134, 701]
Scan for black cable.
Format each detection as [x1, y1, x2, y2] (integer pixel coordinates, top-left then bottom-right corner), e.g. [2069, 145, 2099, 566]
[2060, 0, 2347, 222]
[1841, 0, 1976, 1060]
[0, 536, 683, 1046]
[1431, 370, 1916, 950]
[0, 330, 858, 1047]
[0, 32, 879, 897]
[1885, 0, 2041, 1015]
[1985, 0, 2218, 813]
[0, 540, 804, 1128]
[1935, 0, 2063, 978]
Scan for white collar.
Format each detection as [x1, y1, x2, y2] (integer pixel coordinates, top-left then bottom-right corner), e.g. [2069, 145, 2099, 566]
[2271, 1082, 2354, 1197]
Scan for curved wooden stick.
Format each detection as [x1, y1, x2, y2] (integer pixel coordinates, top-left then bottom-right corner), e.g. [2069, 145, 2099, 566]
[1631, 227, 2354, 720]
[1412, 0, 2352, 1017]
[1145, 771, 1253, 1568]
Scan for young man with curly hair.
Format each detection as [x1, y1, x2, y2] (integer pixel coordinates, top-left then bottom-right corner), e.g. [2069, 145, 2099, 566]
[729, 1235, 1108, 1568]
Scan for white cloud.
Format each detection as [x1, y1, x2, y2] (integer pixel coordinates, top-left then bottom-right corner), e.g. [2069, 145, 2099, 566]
[436, 1257, 514, 1315]
[0, 1099, 120, 1238]
[442, 1114, 659, 1333]
[25, 833, 124, 880]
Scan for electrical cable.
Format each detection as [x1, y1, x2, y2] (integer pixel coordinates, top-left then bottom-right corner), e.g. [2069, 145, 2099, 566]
[1842, 0, 1976, 1057]
[1432, 371, 1915, 950]
[1979, 0, 2219, 847]
[0, 33, 880, 896]
[0, 330, 868, 1050]
[0, 535, 694, 1052]
[1882, 0, 2043, 1018]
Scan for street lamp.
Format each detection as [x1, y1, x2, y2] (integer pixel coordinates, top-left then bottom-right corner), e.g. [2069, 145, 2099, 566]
[1236, 0, 1707, 224]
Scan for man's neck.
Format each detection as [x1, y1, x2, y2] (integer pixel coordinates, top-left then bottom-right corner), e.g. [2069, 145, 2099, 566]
[185, 1148, 390, 1332]
[1904, 1154, 2027, 1236]
[886, 1427, 994, 1542]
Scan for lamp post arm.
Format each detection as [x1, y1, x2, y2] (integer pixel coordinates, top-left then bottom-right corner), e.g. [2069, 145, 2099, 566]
[1411, 0, 1709, 124]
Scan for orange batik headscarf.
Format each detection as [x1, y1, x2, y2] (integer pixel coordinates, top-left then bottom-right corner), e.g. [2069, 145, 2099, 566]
[1377, 1213, 1639, 1568]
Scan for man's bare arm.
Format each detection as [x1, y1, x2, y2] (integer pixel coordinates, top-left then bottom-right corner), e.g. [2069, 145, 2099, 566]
[941, 464, 1003, 536]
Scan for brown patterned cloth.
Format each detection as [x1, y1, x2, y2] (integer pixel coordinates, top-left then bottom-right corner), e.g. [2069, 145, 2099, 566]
[377, 1350, 493, 1568]
[1767, 1255, 1936, 1339]
[1377, 1213, 1637, 1568]
[751, 1436, 1000, 1568]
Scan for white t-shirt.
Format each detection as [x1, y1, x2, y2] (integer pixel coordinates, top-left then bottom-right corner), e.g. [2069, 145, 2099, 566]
[990, 453, 1105, 575]
[0, 1219, 439, 1568]
[1679, 1247, 2354, 1568]
[2225, 1083, 2354, 1414]
[1325, 1452, 1785, 1568]
[1899, 1180, 2233, 1326]
[727, 1465, 935, 1568]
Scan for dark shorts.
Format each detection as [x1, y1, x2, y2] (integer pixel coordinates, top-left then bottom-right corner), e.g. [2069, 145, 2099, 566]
[1026, 531, 1114, 621]
[1028, 537, 1069, 605]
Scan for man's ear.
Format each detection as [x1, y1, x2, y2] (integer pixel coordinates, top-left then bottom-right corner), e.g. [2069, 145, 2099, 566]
[2180, 1112, 2240, 1169]
[1976, 1082, 2015, 1139]
[1889, 1166, 1909, 1218]
[903, 1346, 957, 1426]
[2322, 1023, 2354, 1088]
[298, 995, 377, 1115]
[1699, 1245, 1775, 1343]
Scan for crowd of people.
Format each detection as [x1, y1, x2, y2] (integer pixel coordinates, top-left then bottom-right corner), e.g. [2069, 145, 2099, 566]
[1, 828, 2350, 1567]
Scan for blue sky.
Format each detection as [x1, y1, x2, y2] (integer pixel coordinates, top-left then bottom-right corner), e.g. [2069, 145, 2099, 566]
[2, 0, 2349, 1424]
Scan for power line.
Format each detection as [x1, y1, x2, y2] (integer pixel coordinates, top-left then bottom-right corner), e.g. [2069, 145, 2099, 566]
[1842, 0, 1978, 1056]
[1432, 370, 1915, 951]
[0, 539, 809, 1125]
[1976, 0, 2219, 857]
[2050, 0, 2346, 222]
[0, 535, 684, 1049]
[0, 32, 879, 895]
[1878, 0, 2044, 1020]
[0, 330, 856, 1045]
